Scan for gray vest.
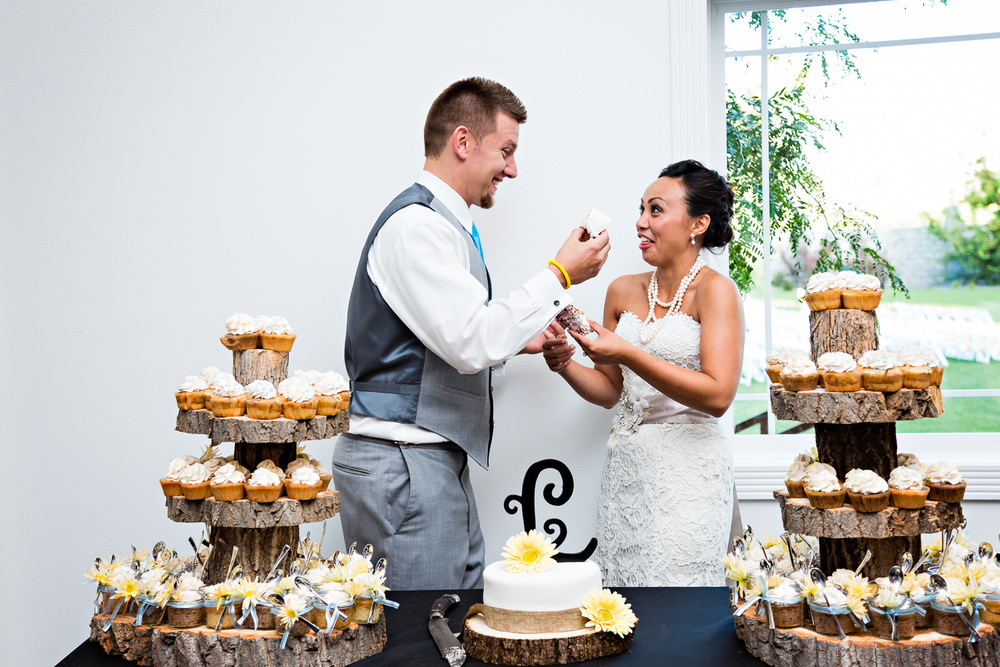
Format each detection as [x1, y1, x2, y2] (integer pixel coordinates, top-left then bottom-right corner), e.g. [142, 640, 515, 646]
[345, 183, 493, 467]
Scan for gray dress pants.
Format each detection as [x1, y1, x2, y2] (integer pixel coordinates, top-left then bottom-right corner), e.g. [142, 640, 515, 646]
[331, 433, 486, 590]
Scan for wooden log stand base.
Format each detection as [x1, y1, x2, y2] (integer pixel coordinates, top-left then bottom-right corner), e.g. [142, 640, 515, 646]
[165, 490, 341, 528]
[176, 409, 349, 443]
[773, 491, 964, 539]
[91, 613, 387, 667]
[462, 613, 635, 666]
[734, 609, 1000, 667]
[769, 385, 944, 424]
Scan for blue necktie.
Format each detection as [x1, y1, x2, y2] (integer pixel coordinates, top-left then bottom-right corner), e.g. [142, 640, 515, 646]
[471, 223, 485, 263]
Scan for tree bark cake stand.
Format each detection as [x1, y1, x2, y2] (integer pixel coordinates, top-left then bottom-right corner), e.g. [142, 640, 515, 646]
[91, 347, 386, 666]
[462, 612, 635, 666]
[732, 308, 994, 666]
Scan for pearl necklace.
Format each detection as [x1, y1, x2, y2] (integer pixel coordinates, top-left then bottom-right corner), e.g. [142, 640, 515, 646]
[640, 253, 706, 344]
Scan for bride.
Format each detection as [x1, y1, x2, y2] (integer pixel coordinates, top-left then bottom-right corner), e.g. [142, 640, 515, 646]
[542, 160, 744, 586]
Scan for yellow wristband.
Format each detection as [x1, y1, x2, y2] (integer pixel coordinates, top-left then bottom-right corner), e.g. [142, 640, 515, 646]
[548, 260, 571, 289]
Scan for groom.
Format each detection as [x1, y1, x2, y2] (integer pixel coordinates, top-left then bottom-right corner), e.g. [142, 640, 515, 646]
[336, 77, 610, 590]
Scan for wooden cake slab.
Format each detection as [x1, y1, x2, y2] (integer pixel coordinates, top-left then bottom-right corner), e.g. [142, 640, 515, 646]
[176, 409, 348, 443]
[773, 491, 963, 539]
[463, 612, 635, 666]
[91, 613, 386, 667]
[734, 609, 999, 667]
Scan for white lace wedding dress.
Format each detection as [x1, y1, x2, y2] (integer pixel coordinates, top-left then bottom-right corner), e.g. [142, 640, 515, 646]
[596, 311, 734, 587]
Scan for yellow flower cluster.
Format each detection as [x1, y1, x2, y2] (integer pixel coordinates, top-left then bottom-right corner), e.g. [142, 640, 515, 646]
[502, 530, 558, 574]
[579, 589, 637, 637]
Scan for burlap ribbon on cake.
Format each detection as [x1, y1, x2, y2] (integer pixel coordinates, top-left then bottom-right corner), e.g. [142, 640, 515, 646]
[463, 603, 587, 634]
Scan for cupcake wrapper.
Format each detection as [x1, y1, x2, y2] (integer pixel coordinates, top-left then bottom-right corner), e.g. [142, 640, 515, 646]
[260, 333, 296, 352]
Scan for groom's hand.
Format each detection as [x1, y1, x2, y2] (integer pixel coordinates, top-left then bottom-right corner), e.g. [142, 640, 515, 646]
[542, 322, 576, 372]
[551, 228, 610, 287]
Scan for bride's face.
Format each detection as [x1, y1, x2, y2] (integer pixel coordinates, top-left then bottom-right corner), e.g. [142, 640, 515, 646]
[636, 177, 697, 266]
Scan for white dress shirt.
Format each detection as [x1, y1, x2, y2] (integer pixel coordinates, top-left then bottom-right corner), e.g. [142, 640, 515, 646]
[350, 170, 572, 443]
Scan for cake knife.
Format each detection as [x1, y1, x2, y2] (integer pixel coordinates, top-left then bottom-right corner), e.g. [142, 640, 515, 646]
[428, 594, 466, 667]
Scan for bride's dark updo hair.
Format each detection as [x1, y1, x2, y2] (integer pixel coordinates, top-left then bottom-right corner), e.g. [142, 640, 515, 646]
[659, 160, 734, 249]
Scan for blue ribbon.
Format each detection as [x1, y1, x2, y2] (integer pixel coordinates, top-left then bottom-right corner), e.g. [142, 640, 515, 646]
[239, 602, 262, 631]
[101, 598, 126, 632]
[323, 605, 349, 633]
[733, 590, 776, 631]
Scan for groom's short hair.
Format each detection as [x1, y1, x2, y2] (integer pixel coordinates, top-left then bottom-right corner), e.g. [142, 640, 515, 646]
[424, 77, 527, 158]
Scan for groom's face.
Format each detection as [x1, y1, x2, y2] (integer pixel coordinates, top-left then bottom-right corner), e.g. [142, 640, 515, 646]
[466, 112, 519, 209]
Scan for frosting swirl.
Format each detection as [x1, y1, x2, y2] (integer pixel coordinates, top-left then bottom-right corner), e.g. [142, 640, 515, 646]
[245, 380, 277, 400]
[212, 463, 246, 485]
[806, 272, 838, 294]
[178, 375, 208, 392]
[225, 313, 257, 335]
[805, 468, 840, 492]
[199, 366, 224, 384]
[278, 377, 315, 402]
[840, 271, 881, 291]
[926, 461, 963, 485]
[844, 468, 888, 494]
[783, 358, 817, 375]
[260, 316, 293, 335]
[858, 350, 899, 370]
[314, 371, 349, 396]
[786, 460, 810, 483]
[164, 458, 189, 480]
[247, 467, 281, 487]
[179, 462, 209, 484]
[817, 352, 857, 373]
[213, 377, 245, 398]
[290, 466, 321, 485]
[888, 466, 924, 490]
[894, 345, 930, 367]
[208, 372, 237, 393]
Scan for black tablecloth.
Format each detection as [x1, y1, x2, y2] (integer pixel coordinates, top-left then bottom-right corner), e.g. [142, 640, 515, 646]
[60, 587, 761, 666]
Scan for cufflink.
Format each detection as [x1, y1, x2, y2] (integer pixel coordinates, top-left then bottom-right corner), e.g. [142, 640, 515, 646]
[554, 300, 561, 307]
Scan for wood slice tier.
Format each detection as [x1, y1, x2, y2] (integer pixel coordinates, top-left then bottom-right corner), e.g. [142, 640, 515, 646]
[166, 490, 340, 528]
[770, 385, 944, 423]
[91, 613, 386, 667]
[734, 609, 999, 667]
[809, 309, 879, 360]
[774, 491, 963, 538]
[232, 348, 289, 387]
[176, 409, 348, 443]
[463, 613, 635, 666]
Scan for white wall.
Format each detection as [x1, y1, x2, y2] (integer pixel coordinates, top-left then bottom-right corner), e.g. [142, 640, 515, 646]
[2, 2, 712, 663]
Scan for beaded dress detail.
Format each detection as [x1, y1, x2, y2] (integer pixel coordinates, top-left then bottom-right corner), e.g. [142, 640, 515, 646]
[597, 311, 734, 587]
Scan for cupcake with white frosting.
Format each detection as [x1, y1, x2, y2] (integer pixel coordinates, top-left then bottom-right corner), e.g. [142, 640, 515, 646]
[843, 468, 889, 512]
[920, 349, 944, 386]
[160, 457, 189, 497]
[893, 346, 933, 390]
[278, 377, 318, 420]
[804, 467, 846, 509]
[779, 357, 820, 392]
[314, 371, 350, 416]
[284, 465, 323, 500]
[210, 462, 247, 501]
[210, 377, 247, 418]
[840, 271, 883, 310]
[260, 316, 296, 352]
[785, 459, 810, 498]
[888, 466, 929, 509]
[246, 467, 283, 503]
[804, 272, 843, 311]
[175, 375, 209, 411]
[221, 312, 260, 350]
[179, 462, 212, 501]
[857, 350, 903, 393]
[245, 380, 282, 420]
[817, 352, 861, 392]
[766, 349, 810, 384]
[925, 461, 966, 503]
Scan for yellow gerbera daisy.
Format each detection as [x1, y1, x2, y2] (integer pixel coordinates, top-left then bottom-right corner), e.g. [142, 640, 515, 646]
[579, 589, 637, 637]
[502, 530, 558, 574]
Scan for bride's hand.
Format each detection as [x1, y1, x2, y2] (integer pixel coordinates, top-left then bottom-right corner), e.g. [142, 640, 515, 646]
[568, 321, 628, 365]
[542, 324, 576, 373]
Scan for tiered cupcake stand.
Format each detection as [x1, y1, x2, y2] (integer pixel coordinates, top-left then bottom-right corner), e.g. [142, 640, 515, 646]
[733, 308, 1000, 666]
[90, 348, 387, 666]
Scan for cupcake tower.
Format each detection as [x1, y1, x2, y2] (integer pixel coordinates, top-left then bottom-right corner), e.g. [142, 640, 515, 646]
[732, 272, 997, 665]
[91, 316, 388, 667]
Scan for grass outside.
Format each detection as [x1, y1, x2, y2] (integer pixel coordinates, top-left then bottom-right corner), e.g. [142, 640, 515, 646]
[735, 360, 1000, 435]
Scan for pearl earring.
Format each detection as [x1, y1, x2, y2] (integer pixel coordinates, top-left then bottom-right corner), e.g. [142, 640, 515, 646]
[690, 233, 696, 246]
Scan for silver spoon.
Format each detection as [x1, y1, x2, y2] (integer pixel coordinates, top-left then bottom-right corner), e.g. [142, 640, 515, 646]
[854, 549, 872, 576]
[151, 541, 166, 563]
[979, 542, 993, 563]
[930, 573, 980, 639]
[900, 552, 913, 575]
[264, 545, 291, 584]
[888, 566, 904, 594]
[781, 533, 797, 571]
[810, 568, 846, 639]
